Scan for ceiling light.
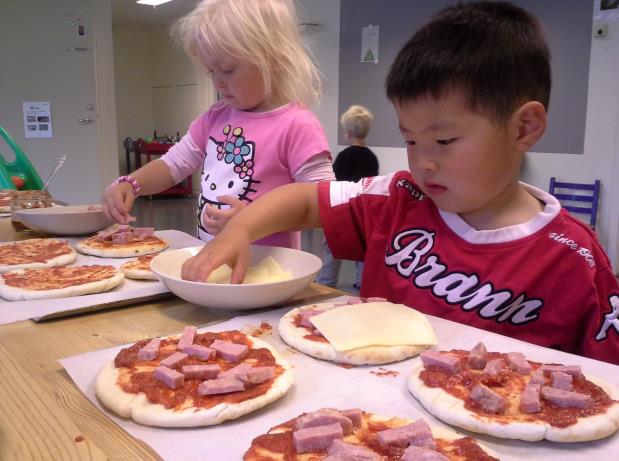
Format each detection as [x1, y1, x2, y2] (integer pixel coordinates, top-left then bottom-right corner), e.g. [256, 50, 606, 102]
[137, 0, 174, 6]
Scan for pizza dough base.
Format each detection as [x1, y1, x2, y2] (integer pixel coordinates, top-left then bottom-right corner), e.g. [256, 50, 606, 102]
[95, 335, 294, 427]
[278, 304, 428, 365]
[0, 240, 76, 274]
[75, 237, 168, 258]
[120, 263, 157, 281]
[407, 359, 619, 442]
[244, 411, 499, 460]
[0, 270, 124, 301]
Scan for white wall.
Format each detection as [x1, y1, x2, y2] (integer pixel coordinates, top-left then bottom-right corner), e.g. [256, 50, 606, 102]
[331, 2, 619, 272]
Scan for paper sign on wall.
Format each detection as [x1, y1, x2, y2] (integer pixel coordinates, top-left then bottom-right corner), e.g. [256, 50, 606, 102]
[361, 24, 379, 63]
[23, 102, 53, 139]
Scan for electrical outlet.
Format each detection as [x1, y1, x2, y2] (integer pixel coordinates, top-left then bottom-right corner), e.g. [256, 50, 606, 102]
[594, 24, 608, 38]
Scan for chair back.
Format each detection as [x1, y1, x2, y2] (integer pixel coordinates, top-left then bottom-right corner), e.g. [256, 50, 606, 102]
[549, 177, 601, 228]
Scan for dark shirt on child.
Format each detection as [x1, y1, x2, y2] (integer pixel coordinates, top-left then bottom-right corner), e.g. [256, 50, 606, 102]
[333, 146, 379, 182]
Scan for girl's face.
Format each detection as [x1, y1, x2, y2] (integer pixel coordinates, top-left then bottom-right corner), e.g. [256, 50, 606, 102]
[394, 89, 524, 227]
[203, 54, 269, 112]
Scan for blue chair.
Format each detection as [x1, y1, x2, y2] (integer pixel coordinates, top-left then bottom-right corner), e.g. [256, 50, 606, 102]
[549, 177, 601, 229]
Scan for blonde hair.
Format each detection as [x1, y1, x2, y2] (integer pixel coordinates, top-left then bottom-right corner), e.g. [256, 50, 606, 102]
[172, 0, 322, 108]
[340, 105, 373, 139]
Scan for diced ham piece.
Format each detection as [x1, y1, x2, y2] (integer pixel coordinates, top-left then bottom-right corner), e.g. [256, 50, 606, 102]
[132, 227, 154, 239]
[540, 364, 582, 378]
[111, 231, 132, 244]
[137, 338, 161, 361]
[519, 383, 542, 413]
[242, 366, 275, 385]
[97, 224, 125, 240]
[420, 351, 461, 374]
[401, 446, 450, 461]
[551, 371, 573, 391]
[361, 297, 387, 302]
[299, 309, 322, 328]
[529, 369, 545, 385]
[181, 364, 221, 380]
[467, 342, 488, 369]
[160, 351, 188, 369]
[182, 344, 215, 361]
[297, 409, 354, 435]
[470, 383, 506, 413]
[211, 339, 249, 362]
[375, 419, 436, 449]
[219, 362, 254, 380]
[198, 377, 245, 395]
[326, 439, 380, 460]
[154, 366, 184, 389]
[341, 409, 363, 428]
[345, 297, 364, 304]
[541, 386, 593, 408]
[482, 358, 505, 376]
[292, 423, 344, 453]
[506, 352, 532, 375]
[177, 325, 197, 351]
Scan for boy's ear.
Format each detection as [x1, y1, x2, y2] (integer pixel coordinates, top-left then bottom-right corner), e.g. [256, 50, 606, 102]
[511, 101, 547, 152]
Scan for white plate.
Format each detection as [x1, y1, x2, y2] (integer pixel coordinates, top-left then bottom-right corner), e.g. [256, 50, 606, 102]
[15, 205, 111, 235]
[150, 245, 323, 310]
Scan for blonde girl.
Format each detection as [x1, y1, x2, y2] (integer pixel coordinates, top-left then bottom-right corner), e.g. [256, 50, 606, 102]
[102, 0, 334, 248]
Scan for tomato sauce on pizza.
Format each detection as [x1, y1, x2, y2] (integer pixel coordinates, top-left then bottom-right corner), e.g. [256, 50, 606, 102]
[114, 330, 285, 411]
[293, 313, 329, 343]
[3, 265, 118, 290]
[0, 239, 73, 265]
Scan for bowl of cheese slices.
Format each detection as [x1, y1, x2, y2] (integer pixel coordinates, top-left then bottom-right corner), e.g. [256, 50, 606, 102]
[150, 245, 323, 310]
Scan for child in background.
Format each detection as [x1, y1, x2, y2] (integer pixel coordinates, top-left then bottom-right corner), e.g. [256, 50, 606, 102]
[181, 1, 619, 364]
[102, 0, 334, 248]
[317, 105, 379, 289]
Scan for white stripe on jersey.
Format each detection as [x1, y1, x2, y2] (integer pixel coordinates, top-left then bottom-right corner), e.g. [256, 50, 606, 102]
[328, 172, 396, 207]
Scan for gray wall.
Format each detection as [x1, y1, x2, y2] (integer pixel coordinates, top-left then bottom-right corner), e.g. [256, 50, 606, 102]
[338, 0, 592, 154]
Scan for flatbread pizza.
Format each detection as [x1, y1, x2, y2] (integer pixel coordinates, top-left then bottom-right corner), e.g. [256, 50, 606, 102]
[278, 298, 435, 365]
[0, 238, 76, 274]
[95, 326, 294, 427]
[243, 407, 498, 460]
[76, 225, 168, 258]
[120, 254, 157, 280]
[0, 265, 124, 301]
[0, 190, 12, 213]
[408, 343, 619, 442]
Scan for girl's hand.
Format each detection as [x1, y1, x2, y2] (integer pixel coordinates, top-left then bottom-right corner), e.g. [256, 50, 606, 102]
[101, 183, 137, 224]
[201, 195, 246, 235]
[181, 227, 251, 283]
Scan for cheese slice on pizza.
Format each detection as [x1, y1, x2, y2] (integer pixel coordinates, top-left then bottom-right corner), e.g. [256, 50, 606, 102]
[120, 254, 157, 280]
[244, 408, 498, 460]
[0, 265, 124, 301]
[95, 326, 293, 427]
[278, 298, 436, 365]
[0, 238, 76, 273]
[408, 343, 619, 442]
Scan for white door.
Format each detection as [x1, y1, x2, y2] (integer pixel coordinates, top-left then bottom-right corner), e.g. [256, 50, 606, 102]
[0, 0, 117, 204]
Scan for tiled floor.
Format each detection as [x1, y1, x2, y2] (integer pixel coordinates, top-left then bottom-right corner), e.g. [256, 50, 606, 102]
[133, 196, 359, 294]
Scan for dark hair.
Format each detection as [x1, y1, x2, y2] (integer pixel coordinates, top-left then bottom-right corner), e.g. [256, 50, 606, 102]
[385, 1, 551, 124]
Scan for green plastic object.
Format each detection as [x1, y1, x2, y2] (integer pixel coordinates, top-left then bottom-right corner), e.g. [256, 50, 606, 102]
[0, 126, 44, 190]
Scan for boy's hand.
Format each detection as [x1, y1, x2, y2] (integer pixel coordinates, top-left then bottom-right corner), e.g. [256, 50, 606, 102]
[102, 183, 137, 224]
[181, 227, 251, 283]
[201, 195, 246, 235]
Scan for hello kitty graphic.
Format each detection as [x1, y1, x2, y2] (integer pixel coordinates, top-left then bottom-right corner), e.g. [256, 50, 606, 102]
[197, 125, 260, 240]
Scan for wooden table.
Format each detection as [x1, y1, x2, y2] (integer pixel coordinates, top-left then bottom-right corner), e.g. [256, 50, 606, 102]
[0, 219, 344, 460]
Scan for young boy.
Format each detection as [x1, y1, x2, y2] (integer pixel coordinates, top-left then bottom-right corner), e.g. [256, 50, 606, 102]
[182, 1, 619, 364]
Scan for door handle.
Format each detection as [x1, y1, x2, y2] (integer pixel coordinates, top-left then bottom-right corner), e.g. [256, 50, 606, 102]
[79, 118, 94, 124]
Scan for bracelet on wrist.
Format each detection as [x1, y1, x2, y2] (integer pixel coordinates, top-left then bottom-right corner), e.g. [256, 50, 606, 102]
[107, 175, 140, 196]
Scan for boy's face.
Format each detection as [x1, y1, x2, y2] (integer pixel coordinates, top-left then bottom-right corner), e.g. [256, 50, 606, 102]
[395, 90, 522, 218]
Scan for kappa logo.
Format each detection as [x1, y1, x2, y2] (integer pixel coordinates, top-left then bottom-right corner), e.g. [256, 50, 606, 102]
[395, 179, 425, 201]
[385, 228, 544, 325]
[595, 295, 619, 341]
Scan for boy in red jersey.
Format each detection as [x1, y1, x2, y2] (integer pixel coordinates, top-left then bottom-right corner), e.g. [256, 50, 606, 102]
[182, 2, 619, 364]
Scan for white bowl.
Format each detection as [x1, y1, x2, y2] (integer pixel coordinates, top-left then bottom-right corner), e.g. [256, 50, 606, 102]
[15, 205, 111, 235]
[150, 245, 323, 310]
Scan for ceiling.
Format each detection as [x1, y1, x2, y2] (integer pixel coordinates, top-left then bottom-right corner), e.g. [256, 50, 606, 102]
[112, 0, 200, 26]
